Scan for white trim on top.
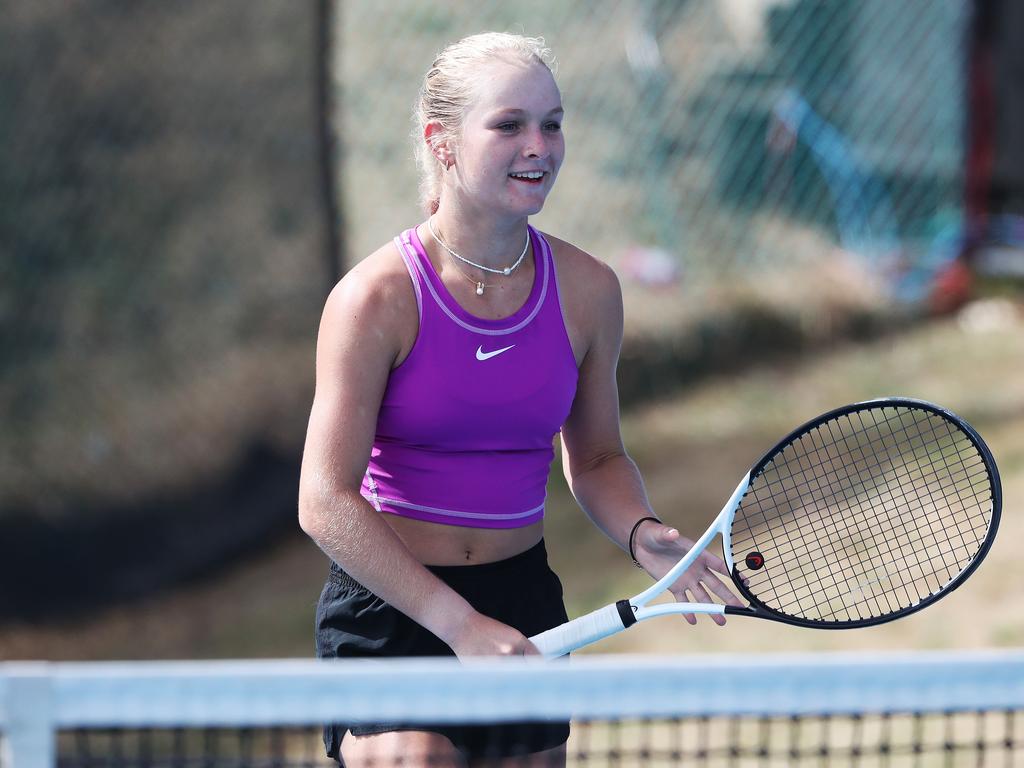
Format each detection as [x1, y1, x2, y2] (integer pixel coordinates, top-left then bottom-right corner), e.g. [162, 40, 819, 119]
[398, 228, 549, 337]
[370, 494, 545, 522]
[393, 235, 424, 323]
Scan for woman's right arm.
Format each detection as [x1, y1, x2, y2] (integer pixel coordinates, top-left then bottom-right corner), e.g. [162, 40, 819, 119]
[297, 254, 536, 657]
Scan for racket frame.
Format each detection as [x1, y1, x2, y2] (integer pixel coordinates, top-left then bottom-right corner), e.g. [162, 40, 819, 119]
[529, 398, 1001, 658]
[724, 397, 1002, 628]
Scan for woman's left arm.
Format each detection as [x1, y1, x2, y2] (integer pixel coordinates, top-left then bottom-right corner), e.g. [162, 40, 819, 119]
[559, 256, 742, 625]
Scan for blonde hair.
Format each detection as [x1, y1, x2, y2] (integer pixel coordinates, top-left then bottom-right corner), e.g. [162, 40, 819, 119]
[412, 32, 557, 216]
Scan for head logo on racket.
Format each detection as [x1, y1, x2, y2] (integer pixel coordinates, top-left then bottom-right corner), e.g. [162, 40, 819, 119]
[745, 552, 765, 570]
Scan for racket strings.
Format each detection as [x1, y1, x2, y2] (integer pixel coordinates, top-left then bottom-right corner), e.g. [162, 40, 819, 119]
[792, 418, 986, 618]
[757, 410, 987, 548]
[790, 415, 983, 606]
[765, 410, 988, 518]
[773, 418, 987, 620]
[838, 408, 990, 604]
[769, 531, 982, 620]
[741, 411, 954, 618]
[730, 406, 995, 624]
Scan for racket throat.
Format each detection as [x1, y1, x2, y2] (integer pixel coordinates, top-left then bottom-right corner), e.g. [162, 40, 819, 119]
[723, 605, 758, 617]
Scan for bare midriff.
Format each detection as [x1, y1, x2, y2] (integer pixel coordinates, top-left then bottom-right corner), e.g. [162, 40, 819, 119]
[382, 514, 545, 565]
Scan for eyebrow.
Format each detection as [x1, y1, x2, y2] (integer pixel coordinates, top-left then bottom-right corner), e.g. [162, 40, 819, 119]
[490, 107, 564, 117]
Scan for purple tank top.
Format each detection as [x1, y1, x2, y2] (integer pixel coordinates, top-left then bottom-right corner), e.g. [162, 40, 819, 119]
[360, 225, 579, 528]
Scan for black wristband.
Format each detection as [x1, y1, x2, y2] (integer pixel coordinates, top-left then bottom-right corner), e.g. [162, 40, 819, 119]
[628, 516, 661, 568]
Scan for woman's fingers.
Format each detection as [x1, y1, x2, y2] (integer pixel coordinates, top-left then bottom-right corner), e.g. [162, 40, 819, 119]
[648, 528, 729, 580]
[679, 588, 697, 625]
[689, 582, 727, 626]
[670, 571, 736, 626]
[702, 567, 746, 608]
[698, 550, 731, 577]
[645, 525, 742, 625]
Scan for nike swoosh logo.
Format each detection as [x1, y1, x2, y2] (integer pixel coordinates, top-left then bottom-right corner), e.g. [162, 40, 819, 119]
[475, 344, 515, 361]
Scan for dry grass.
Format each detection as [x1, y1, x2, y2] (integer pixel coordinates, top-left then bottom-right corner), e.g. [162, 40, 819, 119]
[1, 297, 1020, 660]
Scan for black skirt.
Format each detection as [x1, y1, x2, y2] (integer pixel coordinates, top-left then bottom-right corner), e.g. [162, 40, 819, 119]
[315, 538, 571, 762]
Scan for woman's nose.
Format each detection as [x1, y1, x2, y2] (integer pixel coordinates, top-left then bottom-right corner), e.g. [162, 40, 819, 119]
[522, 127, 550, 159]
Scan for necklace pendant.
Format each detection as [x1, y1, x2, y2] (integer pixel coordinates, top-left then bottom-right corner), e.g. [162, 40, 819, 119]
[502, 267, 511, 276]
[475, 282, 485, 296]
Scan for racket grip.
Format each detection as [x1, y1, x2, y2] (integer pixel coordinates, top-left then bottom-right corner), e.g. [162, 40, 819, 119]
[528, 602, 631, 659]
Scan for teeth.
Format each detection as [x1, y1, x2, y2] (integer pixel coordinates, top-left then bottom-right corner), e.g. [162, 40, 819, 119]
[510, 171, 544, 179]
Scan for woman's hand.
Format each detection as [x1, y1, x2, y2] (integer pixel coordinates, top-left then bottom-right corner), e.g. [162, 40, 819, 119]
[633, 521, 745, 626]
[446, 612, 540, 658]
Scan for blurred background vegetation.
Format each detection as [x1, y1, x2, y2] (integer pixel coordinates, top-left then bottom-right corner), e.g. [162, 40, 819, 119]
[1, 0, 1021, 658]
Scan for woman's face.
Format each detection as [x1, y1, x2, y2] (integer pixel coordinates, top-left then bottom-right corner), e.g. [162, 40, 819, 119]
[448, 59, 565, 218]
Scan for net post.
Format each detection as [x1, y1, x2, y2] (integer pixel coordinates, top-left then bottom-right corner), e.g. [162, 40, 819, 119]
[1, 664, 55, 768]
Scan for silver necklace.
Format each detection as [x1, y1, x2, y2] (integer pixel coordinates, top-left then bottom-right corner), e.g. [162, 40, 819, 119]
[427, 218, 530, 296]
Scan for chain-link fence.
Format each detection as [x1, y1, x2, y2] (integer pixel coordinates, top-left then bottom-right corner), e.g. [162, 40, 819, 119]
[336, 0, 967, 296]
[1, 0, 972, 618]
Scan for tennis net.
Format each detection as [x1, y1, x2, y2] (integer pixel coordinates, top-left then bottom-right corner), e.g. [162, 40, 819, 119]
[2, 650, 1023, 767]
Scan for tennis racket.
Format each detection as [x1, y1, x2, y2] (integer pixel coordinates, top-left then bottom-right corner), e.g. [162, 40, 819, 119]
[530, 398, 1001, 658]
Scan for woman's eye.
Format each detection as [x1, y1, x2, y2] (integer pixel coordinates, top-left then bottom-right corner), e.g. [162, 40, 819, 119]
[494, 120, 560, 133]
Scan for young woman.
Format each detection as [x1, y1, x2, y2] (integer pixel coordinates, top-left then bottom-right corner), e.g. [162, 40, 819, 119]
[299, 32, 742, 767]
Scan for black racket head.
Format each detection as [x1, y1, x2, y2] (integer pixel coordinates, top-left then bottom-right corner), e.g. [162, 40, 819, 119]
[725, 398, 1001, 629]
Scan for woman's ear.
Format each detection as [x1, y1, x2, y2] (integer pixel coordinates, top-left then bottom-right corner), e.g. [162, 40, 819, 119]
[424, 121, 453, 169]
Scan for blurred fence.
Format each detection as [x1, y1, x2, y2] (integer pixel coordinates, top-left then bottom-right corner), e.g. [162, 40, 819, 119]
[337, 0, 968, 293]
[0, 0, 971, 618]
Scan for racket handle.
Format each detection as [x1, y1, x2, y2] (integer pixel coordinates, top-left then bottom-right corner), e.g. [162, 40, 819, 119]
[529, 602, 632, 659]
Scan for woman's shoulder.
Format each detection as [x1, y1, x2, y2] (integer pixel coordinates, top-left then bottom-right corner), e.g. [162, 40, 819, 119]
[327, 238, 414, 308]
[535, 230, 623, 355]
[537, 230, 621, 303]
[320, 237, 418, 338]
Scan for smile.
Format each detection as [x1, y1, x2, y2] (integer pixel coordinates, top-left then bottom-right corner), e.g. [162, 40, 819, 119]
[509, 171, 546, 182]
